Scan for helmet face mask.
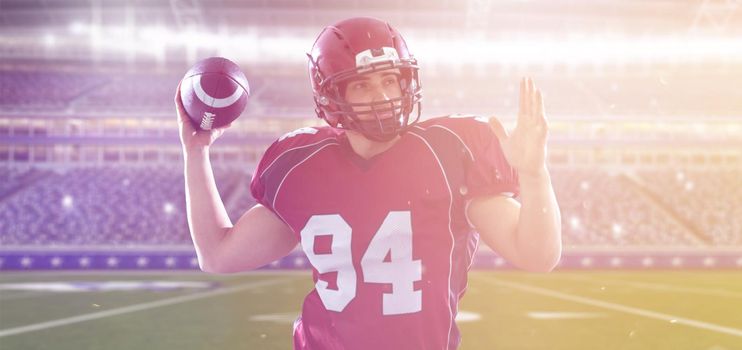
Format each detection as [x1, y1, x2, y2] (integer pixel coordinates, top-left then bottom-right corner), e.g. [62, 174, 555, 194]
[308, 17, 422, 142]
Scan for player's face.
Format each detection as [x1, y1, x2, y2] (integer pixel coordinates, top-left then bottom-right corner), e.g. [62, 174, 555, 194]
[343, 69, 402, 121]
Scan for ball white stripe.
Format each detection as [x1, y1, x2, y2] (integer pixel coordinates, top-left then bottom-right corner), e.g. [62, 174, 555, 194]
[192, 75, 244, 108]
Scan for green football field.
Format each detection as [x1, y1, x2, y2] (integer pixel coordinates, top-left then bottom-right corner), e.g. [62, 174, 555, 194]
[0, 270, 740, 350]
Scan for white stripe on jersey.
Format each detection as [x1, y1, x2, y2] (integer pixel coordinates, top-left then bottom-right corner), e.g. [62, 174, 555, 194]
[260, 137, 339, 180]
[408, 130, 457, 350]
[272, 143, 339, 226]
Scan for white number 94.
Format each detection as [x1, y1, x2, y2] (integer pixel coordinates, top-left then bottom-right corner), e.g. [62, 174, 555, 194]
[300, 211, 422, 315]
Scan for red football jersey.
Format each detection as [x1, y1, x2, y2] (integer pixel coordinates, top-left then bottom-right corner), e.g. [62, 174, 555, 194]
[251, 115, 519, 350]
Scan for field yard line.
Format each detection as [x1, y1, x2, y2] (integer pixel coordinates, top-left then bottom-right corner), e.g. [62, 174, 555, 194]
[480, 277, 742, 338]
[526, 311, 605, 320]
[562, 274, 742, 299]
[0, 277, 293, 338]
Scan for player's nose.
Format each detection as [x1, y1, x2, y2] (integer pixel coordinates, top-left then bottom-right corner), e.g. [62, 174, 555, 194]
[370, 84, 391, 102]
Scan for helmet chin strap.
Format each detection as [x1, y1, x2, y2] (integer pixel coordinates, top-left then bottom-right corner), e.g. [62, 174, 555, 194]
[339, 97, 422, 143]
[342, 116, 403, 142]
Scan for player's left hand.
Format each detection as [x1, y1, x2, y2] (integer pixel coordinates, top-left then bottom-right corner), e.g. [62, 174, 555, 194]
[489, 77, 549, 179]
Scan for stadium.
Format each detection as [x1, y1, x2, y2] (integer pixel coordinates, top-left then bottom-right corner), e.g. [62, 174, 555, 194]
[0, 0, 740, 349]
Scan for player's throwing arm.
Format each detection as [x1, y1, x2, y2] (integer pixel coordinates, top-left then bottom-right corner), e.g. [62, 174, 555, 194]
[176, 58, 297, 273]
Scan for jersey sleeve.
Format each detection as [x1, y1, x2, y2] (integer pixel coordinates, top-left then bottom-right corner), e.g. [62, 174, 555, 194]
[249, 126, 329, 217]
[249, 138, 282, 213]
[452, 116, 520, 200]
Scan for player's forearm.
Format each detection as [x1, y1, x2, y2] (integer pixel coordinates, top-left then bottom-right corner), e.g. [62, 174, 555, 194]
[183, 146, 232, 271]
[515, 167, 562, 272]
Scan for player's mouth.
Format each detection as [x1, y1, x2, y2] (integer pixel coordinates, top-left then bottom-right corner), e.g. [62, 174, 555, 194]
[375, 111, 395, 119]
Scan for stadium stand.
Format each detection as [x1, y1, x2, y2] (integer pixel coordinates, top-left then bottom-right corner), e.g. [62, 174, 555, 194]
[553, 168, 706, 248]
[0, 166, 739, 249]
[0, 166, 253, 246]
[0, 70, 108, 111]
[636, 169, 742, 246]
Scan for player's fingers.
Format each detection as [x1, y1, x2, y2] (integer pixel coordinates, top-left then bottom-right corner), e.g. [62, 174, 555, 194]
[174, 86, 201, 138]
[531, 78, 541, 123]
[213, 123, 232, 131]
[174, 80, 182, 107]
[535, 89, 545, 120]
[177, 110, 194, 133]
[518, 77, 527, 120]
[174, 81, 188, 123]
[212, 124, 231, 136]
[526, 77, 536, 122]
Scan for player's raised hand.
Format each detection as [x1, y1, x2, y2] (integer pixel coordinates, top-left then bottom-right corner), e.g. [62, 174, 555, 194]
[175, 81, 231, 153]
[490, 77, 549, 178]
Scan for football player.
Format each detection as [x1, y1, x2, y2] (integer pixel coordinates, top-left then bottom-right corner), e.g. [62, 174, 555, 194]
[177, 16, 561, 350]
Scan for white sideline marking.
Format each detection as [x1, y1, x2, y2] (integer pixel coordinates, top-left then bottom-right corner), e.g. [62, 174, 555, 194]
[527, 311, 605, 320]
[557, 274, 742, 299]
[0, 278, 292, 338]
[482, 278, 742, 338]
[455, 311, 481, 322]
[250, 312, 299, 324]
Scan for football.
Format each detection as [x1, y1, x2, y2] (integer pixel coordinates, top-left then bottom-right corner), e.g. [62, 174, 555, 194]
[179, 57, 250, 131]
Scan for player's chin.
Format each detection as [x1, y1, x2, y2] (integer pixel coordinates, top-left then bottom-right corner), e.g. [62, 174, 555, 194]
[356, 111, 396, 121]
[345, 129, 365, 140]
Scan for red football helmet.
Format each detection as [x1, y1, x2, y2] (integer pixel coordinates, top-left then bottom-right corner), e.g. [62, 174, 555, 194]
[308, 17, 422, 142]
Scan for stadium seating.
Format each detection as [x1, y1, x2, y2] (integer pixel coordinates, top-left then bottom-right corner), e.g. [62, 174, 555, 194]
[0, 166, 739, 248]
[3, 69, 739, 119]
[636, 169, 742, 246]
[553, 168, 705, 248]
[0, 70, 108, 111]
[0, 166, 254, 246]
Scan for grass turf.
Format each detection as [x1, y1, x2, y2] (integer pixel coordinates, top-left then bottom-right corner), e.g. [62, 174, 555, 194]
[0, 270, 740, 350]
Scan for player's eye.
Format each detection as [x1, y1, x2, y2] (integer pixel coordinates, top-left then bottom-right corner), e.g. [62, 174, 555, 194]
[383, 76, 399, 86]
[349, 81, 369, 91]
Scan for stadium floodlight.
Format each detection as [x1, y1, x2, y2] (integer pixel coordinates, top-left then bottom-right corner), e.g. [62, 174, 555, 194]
[43, 34, 56, 47]
[684, 181, 695, 191]
[163, 202, 175, 214]
[138, 26, 170, 46]
[62, 26, 742, 65]
[110, 25, 137, 44]
[412, 35, 742, 65]
[69, 21, 87, 35]
[612, 223, 623, 235]
[62, 195, 73, 209]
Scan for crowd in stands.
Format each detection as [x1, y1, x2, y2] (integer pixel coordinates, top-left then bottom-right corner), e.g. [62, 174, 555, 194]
[0, 166, 252, 246]
[1, 68, 739, 249]
[0, 70, 279, 115]
[73, 73, 180, 113]
[0, 70, 108, 112]
[552, 169, 706, 248]
[637, 169, 742, 246]
[3, 69, 739, 119]
[0, 166, 738, 248]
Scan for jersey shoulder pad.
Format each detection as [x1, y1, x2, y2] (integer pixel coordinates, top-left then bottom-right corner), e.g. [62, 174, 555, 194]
[268, 126, 340, 152]
[414, 114, 491, 133]
[277, 126, 338, 143]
